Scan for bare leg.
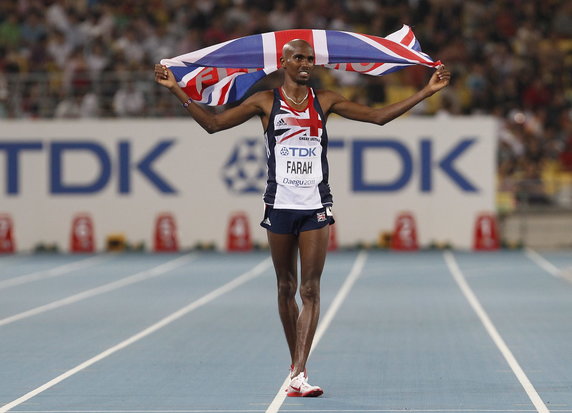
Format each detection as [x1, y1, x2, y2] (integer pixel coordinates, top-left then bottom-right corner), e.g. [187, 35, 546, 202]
[267, 231, 299, 364]
[292, 225, 329, 377]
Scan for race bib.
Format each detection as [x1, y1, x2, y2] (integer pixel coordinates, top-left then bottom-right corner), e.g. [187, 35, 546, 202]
[275, 144, 322, 188]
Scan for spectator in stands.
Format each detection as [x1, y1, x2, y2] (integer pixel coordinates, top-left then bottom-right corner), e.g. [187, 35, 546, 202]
[45, 0, 70, 34]
[54, 88, 99, 118]
[114, 26, 145, 65]
[552, 2, 572, 38]
[0, 14, 21, 49]
[20, 10, 47, 47]
[112, 79, 145, 117]
[47, 30, 73, 69]
[268, 1, 294, 31]
[560, 137, 572, 172]
[85, 40, 110, 80]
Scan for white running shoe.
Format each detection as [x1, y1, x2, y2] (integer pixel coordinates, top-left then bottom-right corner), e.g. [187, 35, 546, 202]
[287, 371, 323, 397]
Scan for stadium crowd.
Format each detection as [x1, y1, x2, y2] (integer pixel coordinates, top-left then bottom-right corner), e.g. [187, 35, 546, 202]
[0, 0, 571, 205]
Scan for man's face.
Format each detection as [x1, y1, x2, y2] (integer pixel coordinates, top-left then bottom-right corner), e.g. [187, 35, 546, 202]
[281, 43, 315, 85]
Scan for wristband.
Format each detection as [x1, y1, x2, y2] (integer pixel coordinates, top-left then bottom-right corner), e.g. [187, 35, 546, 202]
[182, 98, 192, 108]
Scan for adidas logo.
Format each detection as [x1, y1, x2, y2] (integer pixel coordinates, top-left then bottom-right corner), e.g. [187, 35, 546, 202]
[263, 217, 271, 226]
[276, 118, 286, 127]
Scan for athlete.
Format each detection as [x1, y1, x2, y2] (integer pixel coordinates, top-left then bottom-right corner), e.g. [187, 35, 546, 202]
[155, 39, 450, 397]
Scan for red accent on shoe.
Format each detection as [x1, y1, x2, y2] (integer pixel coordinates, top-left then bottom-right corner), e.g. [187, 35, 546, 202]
[302, 388, 323, 397]
[287, 388, 323, 397]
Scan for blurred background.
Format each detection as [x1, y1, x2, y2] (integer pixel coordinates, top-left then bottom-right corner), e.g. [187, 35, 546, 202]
[1, 0, 572, 250]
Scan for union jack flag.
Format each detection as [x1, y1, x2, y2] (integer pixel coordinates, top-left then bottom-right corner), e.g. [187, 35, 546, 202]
[160, 25, 440, 106]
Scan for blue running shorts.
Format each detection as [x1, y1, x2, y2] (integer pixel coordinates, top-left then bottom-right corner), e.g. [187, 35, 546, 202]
[260, 205, 335, 235]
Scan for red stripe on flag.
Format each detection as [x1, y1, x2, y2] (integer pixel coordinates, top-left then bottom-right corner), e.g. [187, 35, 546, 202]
[360, 34, 431, 63]
[184, 67, 219, 101]
[216, 76, 234, 105]
[183, 84, 202, 101]
[274, 30, 315, 67]
[401, 28, 414, 46]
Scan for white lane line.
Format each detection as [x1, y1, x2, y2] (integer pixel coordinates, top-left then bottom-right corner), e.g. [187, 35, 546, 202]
[0, 256, 110, 291]
[524, 248, 562, 278]
[265, 250, 368, 413]
[279, 410, 548, 413]
[0, 409, 550, 413]
[0, 254, 198, 328]
[443, 251, 550, 413]
[0, 257, 272, 413]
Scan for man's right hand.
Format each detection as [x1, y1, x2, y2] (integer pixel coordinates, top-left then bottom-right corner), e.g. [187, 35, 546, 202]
[154, 64, 177, 90]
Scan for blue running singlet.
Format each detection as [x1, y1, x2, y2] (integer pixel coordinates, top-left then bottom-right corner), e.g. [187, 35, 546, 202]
[263, 88, 333, 209]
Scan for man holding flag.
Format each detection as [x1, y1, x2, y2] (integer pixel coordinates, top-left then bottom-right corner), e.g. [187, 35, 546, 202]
[155, 30, 450, 397]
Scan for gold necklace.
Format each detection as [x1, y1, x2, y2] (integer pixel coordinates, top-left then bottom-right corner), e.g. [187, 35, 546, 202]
[281, 87, 308, 105]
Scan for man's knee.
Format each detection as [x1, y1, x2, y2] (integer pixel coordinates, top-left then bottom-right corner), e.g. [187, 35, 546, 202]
[299, 280, 320, 302]
[277, 277, 297, 300]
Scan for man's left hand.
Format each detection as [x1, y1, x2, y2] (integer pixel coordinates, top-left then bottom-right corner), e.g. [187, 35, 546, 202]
[426, 65, 451, 95]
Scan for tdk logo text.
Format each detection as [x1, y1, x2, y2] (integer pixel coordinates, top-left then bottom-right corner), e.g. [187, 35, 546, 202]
[347, 138, 478, 192]
[0, 140, 177, 195]
[281, 147, 317, 157]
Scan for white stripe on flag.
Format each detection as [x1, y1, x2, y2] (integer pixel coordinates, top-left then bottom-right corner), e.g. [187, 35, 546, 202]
[205, 73, 236, 105]
[159, 58, 186, 67]
[368, 62, 413, 76]
[169, 37, 236, 65]
[262, 32, 277, 69]
[384, 25, 410, 43]
[263, 67, 278, 74]
[179, 66, 204, 88]
[313, 30, 329, 65]
[344, 31, 434, 65]
[385, 25, 416, 48]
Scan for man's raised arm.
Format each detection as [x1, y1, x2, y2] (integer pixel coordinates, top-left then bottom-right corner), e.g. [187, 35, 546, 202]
[154, 64, 265, 134]
[323, 66, 451, 125]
